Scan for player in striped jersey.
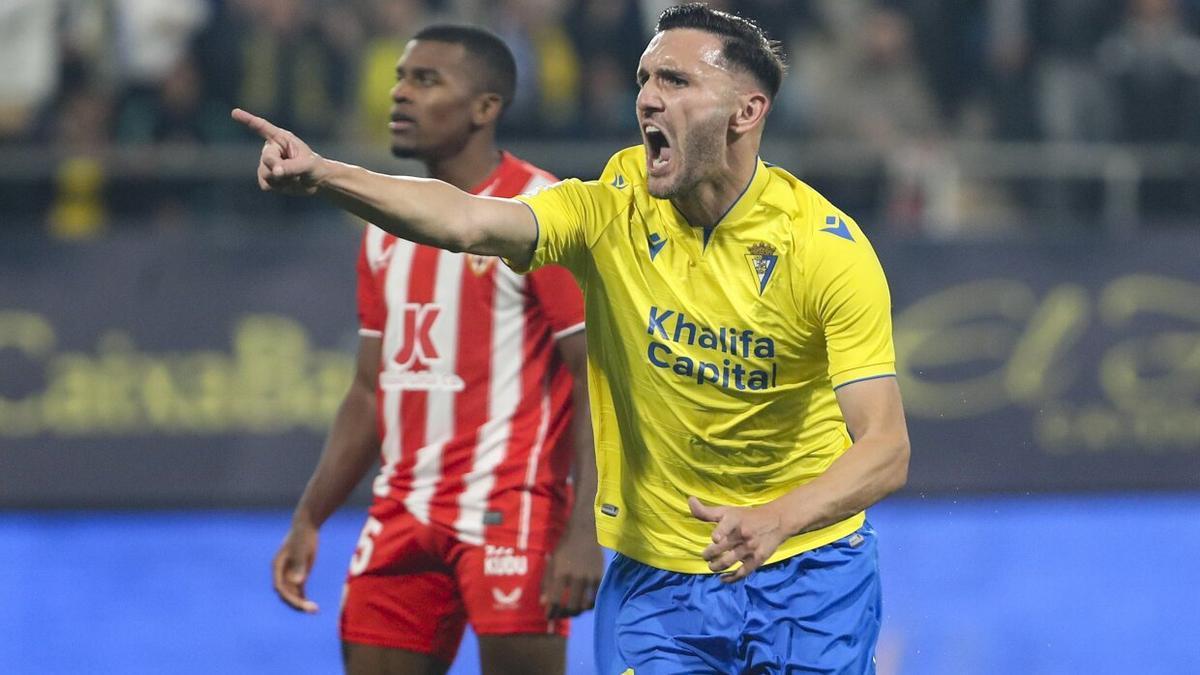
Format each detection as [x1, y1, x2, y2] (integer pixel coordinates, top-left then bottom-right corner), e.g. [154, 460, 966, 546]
[268, 26, 602, 675]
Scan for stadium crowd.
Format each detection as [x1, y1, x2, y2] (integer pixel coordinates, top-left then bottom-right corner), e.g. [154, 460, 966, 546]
[3, 0, 1199, 235]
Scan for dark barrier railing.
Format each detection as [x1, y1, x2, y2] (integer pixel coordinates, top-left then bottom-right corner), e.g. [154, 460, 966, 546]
[3, 139, 1199, 235]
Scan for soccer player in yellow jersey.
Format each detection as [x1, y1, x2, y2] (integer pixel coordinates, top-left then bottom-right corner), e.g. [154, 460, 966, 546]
[235, 4, 910, 672]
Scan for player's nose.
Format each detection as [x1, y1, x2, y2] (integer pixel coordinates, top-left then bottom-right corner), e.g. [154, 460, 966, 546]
[636, 84, 664, 117]
[390, 79, 413, 103]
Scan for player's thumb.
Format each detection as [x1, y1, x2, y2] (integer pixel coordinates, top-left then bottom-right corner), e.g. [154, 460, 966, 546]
[688, 496, 721, 522]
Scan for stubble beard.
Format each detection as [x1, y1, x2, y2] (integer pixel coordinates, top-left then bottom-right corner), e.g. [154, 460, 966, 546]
[648, 115, 725, 201]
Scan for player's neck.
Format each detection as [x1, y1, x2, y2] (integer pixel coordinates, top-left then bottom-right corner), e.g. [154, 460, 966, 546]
[671, 150, 758, 230]
[425, 135, 502, 193]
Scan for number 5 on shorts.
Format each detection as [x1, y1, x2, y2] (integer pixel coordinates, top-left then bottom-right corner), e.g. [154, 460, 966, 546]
[349, 517, 384, 576]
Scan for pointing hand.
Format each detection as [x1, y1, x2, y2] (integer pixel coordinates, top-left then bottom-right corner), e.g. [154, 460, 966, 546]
[232, 108, 326, 196]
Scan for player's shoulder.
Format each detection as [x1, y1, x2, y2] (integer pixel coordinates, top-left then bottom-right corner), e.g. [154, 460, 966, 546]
[525, 146, 640, 210]
[760, 162, 871, 259]
[598, 145, 645, 188]
[360, 223, 395, 269]
[585, 145, 657, 214]
[498, 151, 560, 196]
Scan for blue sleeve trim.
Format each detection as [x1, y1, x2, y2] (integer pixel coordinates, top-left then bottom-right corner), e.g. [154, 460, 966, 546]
[832, 373, 897, 391]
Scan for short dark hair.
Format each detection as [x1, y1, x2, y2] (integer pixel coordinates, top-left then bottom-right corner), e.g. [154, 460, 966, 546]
[412, 25, 517, 110]
[656, 3, 786, 99]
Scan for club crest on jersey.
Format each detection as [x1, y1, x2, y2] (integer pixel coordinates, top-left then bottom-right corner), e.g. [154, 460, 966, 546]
[379, 303, 465, 391]
[745, 242, 778, 295]
[466, 254, 497, 275]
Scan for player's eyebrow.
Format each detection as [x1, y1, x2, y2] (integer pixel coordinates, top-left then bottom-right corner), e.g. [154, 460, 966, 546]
[396, 65, 440, 78]
[636, 66, 689, 86]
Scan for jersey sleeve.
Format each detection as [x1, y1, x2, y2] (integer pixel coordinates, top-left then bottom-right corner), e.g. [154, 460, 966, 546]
[507, 178, 614, 278]
[804, 215, 896, 389]
[526, 264, 585, 338]
[356, 230, 386, 337]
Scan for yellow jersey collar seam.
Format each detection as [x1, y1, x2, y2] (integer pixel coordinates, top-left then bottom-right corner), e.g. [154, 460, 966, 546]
[714, 157, 770, 229]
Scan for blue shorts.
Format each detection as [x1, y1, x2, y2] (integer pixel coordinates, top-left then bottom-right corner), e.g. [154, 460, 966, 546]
[594, 523, 881, 674]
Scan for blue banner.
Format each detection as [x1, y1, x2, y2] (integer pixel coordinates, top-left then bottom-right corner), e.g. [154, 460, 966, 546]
[2, 231, 1198, 506]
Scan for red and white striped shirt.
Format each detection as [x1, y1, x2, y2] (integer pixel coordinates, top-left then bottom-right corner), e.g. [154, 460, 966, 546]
[356, 152, 584, 551]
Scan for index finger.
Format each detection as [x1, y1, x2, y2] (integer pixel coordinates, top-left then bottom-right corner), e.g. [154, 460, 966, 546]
[232, 108, 285, 143]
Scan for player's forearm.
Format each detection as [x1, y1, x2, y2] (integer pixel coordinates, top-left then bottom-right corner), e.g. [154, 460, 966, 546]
[774, 432, 909, 537]
[314, 159, 480, 253]
[292, 382, 380, 529]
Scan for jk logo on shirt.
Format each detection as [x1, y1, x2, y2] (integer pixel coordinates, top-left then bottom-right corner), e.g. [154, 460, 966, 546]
[381, 303, 465, 391]
[395, 303, 441, 368]
[745, 242, 778, 295]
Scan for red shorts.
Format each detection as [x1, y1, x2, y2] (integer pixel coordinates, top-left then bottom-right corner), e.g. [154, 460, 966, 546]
[338, 498, 568, 663]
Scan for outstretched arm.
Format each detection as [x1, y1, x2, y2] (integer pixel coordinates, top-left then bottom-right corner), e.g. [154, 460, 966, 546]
[232, 108, 538, 265]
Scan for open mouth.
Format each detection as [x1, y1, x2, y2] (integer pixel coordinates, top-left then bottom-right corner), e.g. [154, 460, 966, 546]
[644, 124, 673, 175]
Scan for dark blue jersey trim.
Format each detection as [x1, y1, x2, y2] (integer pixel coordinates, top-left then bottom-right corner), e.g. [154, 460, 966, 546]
[832, 373, 897, 391]
[509, 200, 540, 272]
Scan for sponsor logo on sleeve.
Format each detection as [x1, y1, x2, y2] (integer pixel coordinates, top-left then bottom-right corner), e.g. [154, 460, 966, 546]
[821, 215, 855, 242]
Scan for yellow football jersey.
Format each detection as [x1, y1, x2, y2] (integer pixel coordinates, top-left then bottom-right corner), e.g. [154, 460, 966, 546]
[511, 146, 896, 573]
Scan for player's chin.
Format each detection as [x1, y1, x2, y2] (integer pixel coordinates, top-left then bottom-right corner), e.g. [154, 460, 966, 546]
[646, 175, 680, 200]
[390, 142, 420, 159]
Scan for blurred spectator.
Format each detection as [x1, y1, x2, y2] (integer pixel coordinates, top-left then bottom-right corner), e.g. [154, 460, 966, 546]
[895, 0, 986, 128]
[568, 0, 644, 136]
[811, 6, 942, 145]
[46, 86, 114, 240]
[234, 0, 355, 140]
[115, 53, 237, 144]
[807, 5, 947, 235]
[1029, 0, 1123, 142]
[1100, 0, 1200, 220]
[0, 0, 61, 141]
[772, 0, 863, 135]
[492, 0, 581, 134]
[110, 0, 210, 89]
[1099, 0, 1200, 143]
[979, 0, 1037, 140]
[353, 0, 425, 144]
